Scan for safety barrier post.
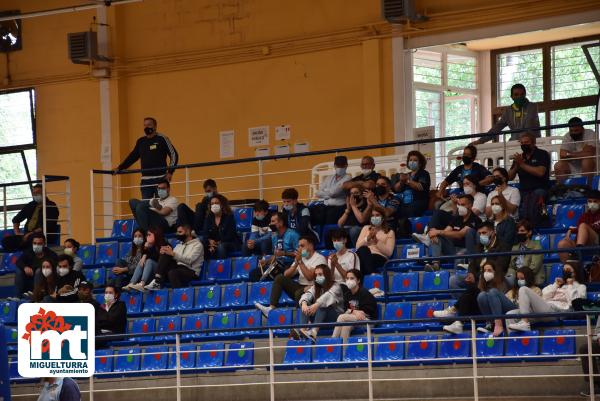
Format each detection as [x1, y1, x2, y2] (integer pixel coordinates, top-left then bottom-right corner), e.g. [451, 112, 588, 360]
[470, 318, 479, 401]
[42, 175, 47, 238]
[2, 187, 6, 230]
[65, 178, 72, 238]
[176, 333, 182, 401]
[258, 160, 264, 200]
[185, 167, 190, 206]
[90, 171, 96, 245]
[268, 328, 275, 401]
[89, 374, 94, 401]
[366, 323, 374, 401]
[587, 314, 595, 401]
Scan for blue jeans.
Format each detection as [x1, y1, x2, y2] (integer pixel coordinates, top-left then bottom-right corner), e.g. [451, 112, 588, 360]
[206, 241, 241, 259]
[477, 288, 518, 316]
[129, 199, 171, 232]
[130, 259, 157, 285]
[300, 305, 341, 326]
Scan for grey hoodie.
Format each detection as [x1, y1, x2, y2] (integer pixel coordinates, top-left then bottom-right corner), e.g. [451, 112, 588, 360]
[299, 282, 345, 314]
[480, 100, 540, 143]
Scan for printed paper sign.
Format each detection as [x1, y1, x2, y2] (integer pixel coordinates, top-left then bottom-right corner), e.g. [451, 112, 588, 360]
[414, 126, 435, 165]
[293, 142, 310, 153]
[275, 125, 291, 141]
[406, 247, 420, 259]
[18, 303, 95, 377]
[219, 130, 235, 159]
[248, 126, 269, 147]
[255, 147, 270, 157]
[274, 145, 290, 156]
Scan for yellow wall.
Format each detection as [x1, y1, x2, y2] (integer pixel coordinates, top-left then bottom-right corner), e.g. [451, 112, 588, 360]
[0, 0, 598, 242]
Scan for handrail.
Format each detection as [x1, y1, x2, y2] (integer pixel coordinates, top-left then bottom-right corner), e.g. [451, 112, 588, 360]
[93, 120, 600, 175]
[0, 175, 69, 188]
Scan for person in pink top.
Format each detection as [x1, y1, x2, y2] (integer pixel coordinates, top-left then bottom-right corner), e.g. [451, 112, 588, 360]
[355, 205, 395, 274]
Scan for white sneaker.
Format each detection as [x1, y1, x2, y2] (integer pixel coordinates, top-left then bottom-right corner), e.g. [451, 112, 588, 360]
[122, 283, 132, 291]
[433, 306, 456, 318]
[411, 233, 431, 247]
[456, 263, 469, 270]
[477, 324, 492, 334]
[424, 263, 440, 272]
[144, 279, 160, 291]
[255, 302, 273, 318]
[300, 328, 317, 344]
[508, 320, 531, 332]
[443, 321, 463, 334]
[131, 283, 146, 292]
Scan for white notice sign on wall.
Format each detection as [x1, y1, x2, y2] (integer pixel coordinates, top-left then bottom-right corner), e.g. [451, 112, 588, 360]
[275, 125, 291, 141]
[248, 126, 270, 147]
[219, 130, 235, 159]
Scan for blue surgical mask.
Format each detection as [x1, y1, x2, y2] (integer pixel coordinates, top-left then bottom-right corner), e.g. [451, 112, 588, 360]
[255, 213, 265, 221]
[157, 189, 168, 199]
[205, 191, 214, 199]
[133, 237, 144, 246]
[301, 249, 309, 259]
[370, 216, 382, 226]
[283, 204, 294, 212]
[32, 244, 43, 254]
[333, 241, 345, 252]
[315, 276, 326, 286]
[517, 279, 526, 287]
[408, 161, 419, 171]
[479, 234, 490, 246]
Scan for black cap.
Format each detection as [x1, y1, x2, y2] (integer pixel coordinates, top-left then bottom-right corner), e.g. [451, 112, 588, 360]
[79, 281, 93, 290]
[334, 156, 348, 166]
[587, 190, 600, 200]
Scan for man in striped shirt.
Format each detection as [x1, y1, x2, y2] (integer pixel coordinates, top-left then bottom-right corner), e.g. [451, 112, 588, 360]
[114, 117, 179, 199]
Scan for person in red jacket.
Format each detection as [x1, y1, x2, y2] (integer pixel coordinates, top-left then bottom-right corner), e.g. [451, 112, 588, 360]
[557, 190, 600, 262]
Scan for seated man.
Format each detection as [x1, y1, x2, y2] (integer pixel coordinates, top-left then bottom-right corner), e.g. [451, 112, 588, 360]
[53, 254, 86, 303]
[281, 188, 319, 239]
[437, 145, 493, 199]
[177, 178, 218, 235]
[554, 117, 597, 183]
[508, 132, 551, 225]
[367, 176, 400, 232]
[313, 155, 351, 225]
[243, 199, 273, 257]
[557, 190, 600, 262]
[413, 194, 481, 271]
[15, 233, 58, 298]
[129, 178, 178, 232]
[343, 155, 380, 190]
[254, 235, 326, 317]
[2, 184, 59, 252]
[485, 167, 520, 219]
[464, 221, 511, 284]
[145, 223, 204, 289]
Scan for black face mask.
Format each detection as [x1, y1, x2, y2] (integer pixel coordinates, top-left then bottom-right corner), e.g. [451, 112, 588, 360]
[516, 233, 528, 243]
[493, 176, 504, 186]
[520, 144, 532, 154]
[462, 155, 472, 165]
[175, 234, 187, 242]
[144, 127, 155, 135]
[563, 271, 573, 280]
[374, 186, 387, 197]
[570, 133, 583, 141]
[269, 224, 278, 232]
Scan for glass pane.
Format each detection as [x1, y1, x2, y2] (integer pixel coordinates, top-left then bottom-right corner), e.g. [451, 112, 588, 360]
[24, 149, 37, 180]
[0, 211, 18, 230]
[0, 90, 34, 147]
[549, 106, 597, 137]
[413, 50, 442, 85]
[414, 89, 442, 182]
[446, 93, 477, 171]
[0, 153, 34, 210]
[497, 49, 543, 106]
[552, 41, 600, 100]
[447, 54, 477, 90]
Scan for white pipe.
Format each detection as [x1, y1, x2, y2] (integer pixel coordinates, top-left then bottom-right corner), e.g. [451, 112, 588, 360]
[0, 0, 142, 22]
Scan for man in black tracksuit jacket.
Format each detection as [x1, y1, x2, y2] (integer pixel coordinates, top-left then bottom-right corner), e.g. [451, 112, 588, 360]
[114, 117, 179, 199]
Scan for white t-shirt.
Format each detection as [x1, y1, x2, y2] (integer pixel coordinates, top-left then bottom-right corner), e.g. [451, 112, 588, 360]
[560, 128, 597, 153]
[328, 250, 360, 283]
[472, 192, 487, 221]
[157, 195, 179, 226]
[297, 252, 327, 286]
[486, 186, 521, 218]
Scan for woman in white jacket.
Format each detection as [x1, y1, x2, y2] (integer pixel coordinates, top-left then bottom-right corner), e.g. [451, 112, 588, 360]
[507, 262, 586, 332]
[294, 264, 345, 343]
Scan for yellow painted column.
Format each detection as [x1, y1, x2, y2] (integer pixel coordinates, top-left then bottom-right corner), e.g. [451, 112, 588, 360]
[362, 39, 384, 154]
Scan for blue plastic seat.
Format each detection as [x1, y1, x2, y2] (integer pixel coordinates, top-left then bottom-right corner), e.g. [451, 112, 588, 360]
[532, 234, 549, 250]
[406, 335, 437, 360]
[130, 318, 155, 343]
[248, 282, 272, 306]
[381, 302, 411, 329]
[541, 329, 575, 356]
[236, 310, 263, 334]
[168, 287, 195, 311]
[554, 204, 585, 229]
[77, 245, 95, 266]
[210, 312, 236, 335]
[548, 263, 564, 284]
[84, 267, 107, 288]
[141, 346, 169, 371]
[182, 314, 209, 340]
[267, 308, 293, 334]
[413, 302, 444, 327]
[391, 272, 418, 293]
[593, 175, 600, 190]
[564, 176, 588, 186]
[114, 348, 141, 372]
[4, 326, 17, 344]
[233, 208, 253, 232]
[221, 283, 248, 308]
[143, 289, 169, 313]
[121, 292, 143, 314]
[3, 252, 19, 273]
[206, 259, 232, 282]
[226, 342, 254, 367]
[345, 337, 371, 362]
[421, 270, 449, 291]
[95, 349, 114, 373]
[409, 216, 430, 234]
[313, 338, 342, 363]
[375, 335, 405, 361]
[283, 339, 312, 365]
[475, 333, 504, 358]
[96, 242, 118, 265]
[506, 330, 539, 357]
[0, 301, 17, 324]
[168, 344, 197, 369]
[232, 257, 257, 280]
[119, 242, 133, 259]
[319, 224, 339, 248]
[196, 285, 221, 310]
[155, 316, 182, 341]
[111, 219, 137, 240]
[363, 274, 384, 291]
[438, 333, 470, 359]
[197, 342, 225, 368]
[401, 243, 425, 260]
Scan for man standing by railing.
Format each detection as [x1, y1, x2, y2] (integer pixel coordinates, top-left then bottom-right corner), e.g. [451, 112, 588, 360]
[113, 117, 179, 199]
[471, 83, 540, 145]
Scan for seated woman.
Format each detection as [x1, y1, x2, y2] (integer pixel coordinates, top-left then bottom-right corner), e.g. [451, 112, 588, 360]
[355, 205, 395, 275]
[32, 258, 57, 302]
[63, 238, 83, 271]
[97, 285, 128, 335]
[295, 264, 345, 342]
[508, 262, 586, 332]
[476, 261, 518, 337]
[338, 183, 371, 247]
[332, 269, 377, 342]
[203, 194, 241, 259]
[328, 228, 360, 283]
[505, 266, 542, 305]
[489, 195, 516, 246]
[507, 220, 544, 286]
[392, 150, 431, 218]
[128, 228, 166, 291]
[115, 228, 146, 290]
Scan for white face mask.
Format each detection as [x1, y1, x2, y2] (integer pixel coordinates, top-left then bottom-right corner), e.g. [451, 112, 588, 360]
[42, 268, 52, 278]
[491, 204, 503, 215]
[361, 168, 373, 176]
[33, 194, 43, 203]
[463, 185, 474, 195]
[483, 271, 495, 282]
[133, 237, 144, 246]
[588, 202, 600, 212]
[63, 247, 74, 256]
[345, 279, 357, 290]
[211, 204, 221, 214]
[58, 267, 69, 277]
[335, 167, 347, 176]
[104, 293, 115, 303]
[457, 205, 468, 217]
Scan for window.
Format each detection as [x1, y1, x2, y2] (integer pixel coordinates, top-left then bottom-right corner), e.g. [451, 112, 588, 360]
[412, 48, 479, 182]
[0, 88, 37, 229]
[497, 49, 543, 106]
[551, 42, 600, 100]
